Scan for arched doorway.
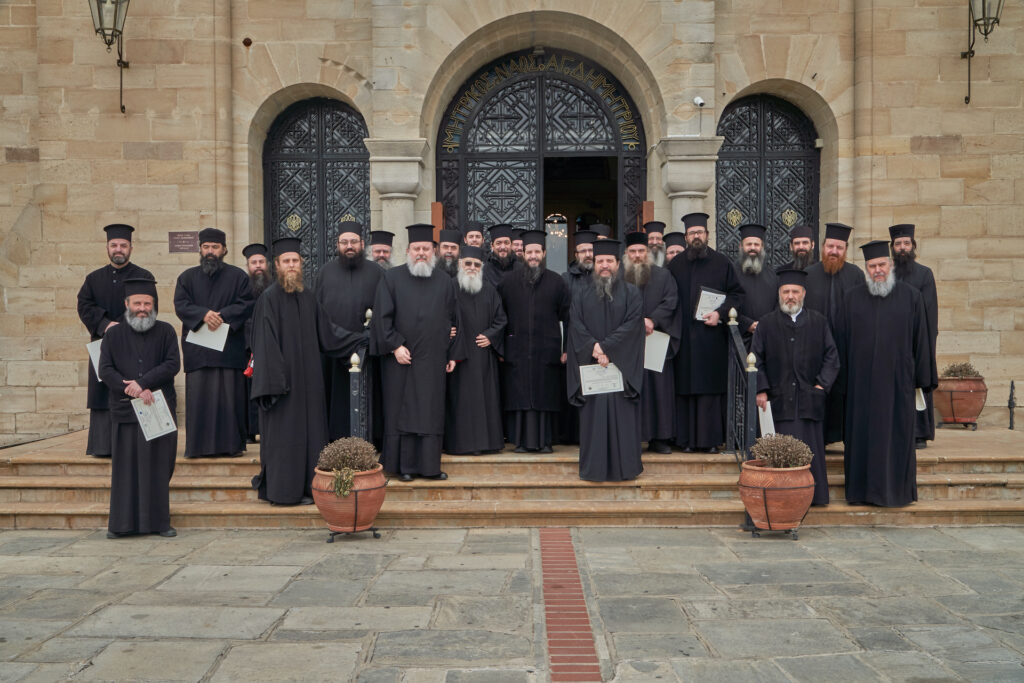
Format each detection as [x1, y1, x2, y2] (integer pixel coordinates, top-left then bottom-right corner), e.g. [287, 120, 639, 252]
[436, 49, 646, 257]
[714, 94, 820, 268]
[263, 97, 370, 274]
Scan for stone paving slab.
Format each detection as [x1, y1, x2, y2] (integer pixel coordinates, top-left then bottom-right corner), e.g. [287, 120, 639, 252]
[78, 640, 226, 681]
[68, 605, 285, 639]
[210, 642, 362, 682]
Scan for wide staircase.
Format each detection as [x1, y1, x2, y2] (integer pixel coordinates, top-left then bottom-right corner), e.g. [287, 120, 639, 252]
[1, 427, 1022, 529]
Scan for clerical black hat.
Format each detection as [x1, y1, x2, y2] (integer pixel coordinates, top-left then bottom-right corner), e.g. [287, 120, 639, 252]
[511, 228, 526, 242]
[460, 245, 484, 261]
[124, 277, 158, 299]
[198, 227, 226, 246]
[593, 239, 622, 258]
[369, 231, 393, 247]
[489, 224, 514, 242]
[574, 230, 598, 245]
[643, 221, 665, 235]
[664, 232, 686, 247]
[888, 223, 915, 240]
[624, 231, 648, 247]
[738, 224, 767, 242]
[103, 223, 135, 242]
[521, 230, 546, 248]
[438, 229, 462, 245]
[590, 223, 611, 238]
[789, 225, 815, 241]
[776, 268, 808, 289]
[824, 222, 853, 243]
[681, 213, 709, 230]
[860, 240, 892, 261]
[337, 220, 363, 237]
[242, 243, 267, 259]
[464, 220, 485, 237]
[406, 224, 435, 245]
[273, 237, 302, 257]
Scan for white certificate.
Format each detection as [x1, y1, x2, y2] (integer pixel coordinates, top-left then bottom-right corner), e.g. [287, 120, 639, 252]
[759, 401, 776, 436]
[644, 330, 671, 373]
[580, 363, 624, 396]
[915, 387, 926, 412]
[86, 339, 103, 382]
[695, 286, 727, 322]
[185, 321, 229, 352]
[131, 389, 177, 441]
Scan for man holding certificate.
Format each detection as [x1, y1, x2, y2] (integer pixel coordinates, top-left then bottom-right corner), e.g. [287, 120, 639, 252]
[98, 277, 180, 538]
[567, 239, 645, 481]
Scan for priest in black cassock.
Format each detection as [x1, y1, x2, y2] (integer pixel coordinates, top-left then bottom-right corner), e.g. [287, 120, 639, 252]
[368, 230, 394, 269]
[484, 224, 518, 289]
[664, 231, 686, 264]
[733, 224, 778, 347]
[777, 224, 817, 271]
[312, 222, 381, 441]
[242, 242, 271, 444]
[372, 224, 458, 481]
[752, 269, 840, 505]
[804, 222, 864, 444]
[77, 224, 153, 458]
[444, 246, 507, 454]
[250, 238, 368, 505]
[837, 241, 935, 507]
[667, 212, 744, 453]
[98, 277, 179, 538]
[511, 228, 526, 260]
[645, 221, 667, 267]
[558, 229, 598, 445]
[590, 223, 611, 239]
[623, 231, 680, 454]
[438, 229, 462, 277]
[499, 230, 571, 453]
[174, 228, 255, 459]
[890, 223, 939, 449]
[463, 221, 486, 249]
[568, 239, 645, 481]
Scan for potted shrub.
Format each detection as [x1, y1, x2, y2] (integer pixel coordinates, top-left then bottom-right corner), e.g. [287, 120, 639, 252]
[934, 362, 987, 430]
[738, 434, 815, 539]
[312, 437, 387, 540]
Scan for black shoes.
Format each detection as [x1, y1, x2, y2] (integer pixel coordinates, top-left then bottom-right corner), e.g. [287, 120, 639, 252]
[916, 439, 928, 449]
[158, 527, 177, 537]
[399, 473, 414, 482]
[649, 440, 672, 454]
[513, 446, 528, 453]
[423, 472, 448, 480]
[538, 446, 553, 454]
[397, 472, 448, 481]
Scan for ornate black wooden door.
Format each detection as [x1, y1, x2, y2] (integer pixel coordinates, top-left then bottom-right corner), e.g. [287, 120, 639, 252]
[715, 95, 820, 268]
[263, 98, 370, 274]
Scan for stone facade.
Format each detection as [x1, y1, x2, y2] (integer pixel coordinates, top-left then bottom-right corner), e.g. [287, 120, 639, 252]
[0, 0, 1021, 444]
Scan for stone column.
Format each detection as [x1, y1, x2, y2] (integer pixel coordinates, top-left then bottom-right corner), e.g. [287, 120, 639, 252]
[656, 136, 725, 231]
[364, 138, 429, 260]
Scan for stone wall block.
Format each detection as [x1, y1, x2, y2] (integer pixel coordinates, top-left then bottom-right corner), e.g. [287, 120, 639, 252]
[0, 387, 35, 413]
[35, 387, 88, 412]
[7, 361, 79, 387]
[114, 184, 180, 212]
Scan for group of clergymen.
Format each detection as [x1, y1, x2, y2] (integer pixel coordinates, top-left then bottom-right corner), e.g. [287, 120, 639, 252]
[78, 212, 936, 539]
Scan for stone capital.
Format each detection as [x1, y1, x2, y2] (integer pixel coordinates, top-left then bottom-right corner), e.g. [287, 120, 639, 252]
[656, 136, 725, 221]
[364, 138, 429, 197]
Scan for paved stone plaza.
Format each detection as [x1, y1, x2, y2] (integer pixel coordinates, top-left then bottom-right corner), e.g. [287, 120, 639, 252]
[1, 525, 1023, 681]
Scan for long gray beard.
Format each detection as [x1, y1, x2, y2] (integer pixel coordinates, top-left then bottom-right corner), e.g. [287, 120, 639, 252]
[200, 254, 225, 275]
[779, 300, 803, 316]
[457, 269, 483, 294]
[409, 255, 437, 278]
[865, 269, 896, 298]
[441, 256, 459, 277]
[649, 246, 665, 267]
[249, 271, 271, 296]
[592, 272, 615, 301]
[377, 258, 392, 270]
[522, 260, 545, 285]
[125, 309, 157, 333]
[623, 259, 651, 287]
[578, 260, 593, 272]
[740, 251, 765, 275]
[792, 251, 815, 270]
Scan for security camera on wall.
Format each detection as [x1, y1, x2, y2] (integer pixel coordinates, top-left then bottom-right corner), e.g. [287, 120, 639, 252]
[693, 96, 705, 108]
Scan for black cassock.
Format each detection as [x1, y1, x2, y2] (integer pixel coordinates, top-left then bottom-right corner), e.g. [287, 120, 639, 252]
[804, 261, 864, 444]
[567, 277, 645, 481]
[313, 257, 381, 441]
[895, 260, 939, 442]
[637, 265, 681, 444]
[836, 281, 935, 507]
[371, 265, 457, 475]
[77, 261, 153, 456]
[752, 308, 840, 505]
[250, 283, 366, 504]
[483, 252, 517, 290]
[174, 265, 254, 458]
[735, 265, 778, 347]
[444, 281, 507, 454]
[667, 249, 744, 449]
[98, 320, 179, 535]
[499, 267, 570, 450]
[243, 282, 268, 442]
[557, 263, 591, 445]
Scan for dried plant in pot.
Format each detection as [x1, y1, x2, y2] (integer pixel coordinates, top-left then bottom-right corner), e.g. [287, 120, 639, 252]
[312, 437, 387, 535]
[738, 434, 815, 537]
[935, 362, 987, 429]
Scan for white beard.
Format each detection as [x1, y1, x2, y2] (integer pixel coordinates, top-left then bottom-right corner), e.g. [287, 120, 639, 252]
[865, 269, 896, 297]
[779, 301, 802, 316]
[125, 309, 157, 332]
[741, 251, 765, 275]
[409, 254, 437, 278]
[649, 245, 665, 267]
[457, 268, 483, 294]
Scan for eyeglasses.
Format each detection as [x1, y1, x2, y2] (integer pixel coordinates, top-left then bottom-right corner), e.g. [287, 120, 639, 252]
[685, 229, 707, 236]
[338, 239, 362, 247]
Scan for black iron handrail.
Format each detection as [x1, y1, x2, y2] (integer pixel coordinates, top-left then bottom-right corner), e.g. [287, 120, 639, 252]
[725, 308, 758, 469]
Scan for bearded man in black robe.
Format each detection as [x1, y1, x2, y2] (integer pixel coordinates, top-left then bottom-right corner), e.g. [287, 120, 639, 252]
[890, 223, 939, 449]
[242, 243, 270, 443]
[499, 230, 570, 453]
[77, 224, 153, 458]
[753, 269, 840, 505]
[777, 224, 817, 272]
[645, 221, 667, 267]
[98, 277, 179, 538]
[733, 224, 778, 348]
[558, 230, 598, 445]
[250, 238, 367, 505]
[312, 222, 381, 441]
[664, 232, 686, 264]
[568, 239, 645, 481]
[368, 231, 394, 270]
[484, 224, 518, 289]
[444, 246, 507, 454]
[511, 228, 526, 260]
[837, 241, 935, 507]
[667, 212, 745, 453]
[372, 224, 458, 481]
[463, 221, 486, 249]
[438, 229, 462, 278]
[623, 231, 680, 454]
[173, 228, 254, 459]
[804, 222, 864, 444]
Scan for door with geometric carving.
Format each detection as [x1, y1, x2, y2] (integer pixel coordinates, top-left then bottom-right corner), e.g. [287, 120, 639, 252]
[714, 95, 820, 268]
[263, 98, 370, 275]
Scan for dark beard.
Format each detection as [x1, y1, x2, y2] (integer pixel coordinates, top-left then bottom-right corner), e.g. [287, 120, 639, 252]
[442, 256, 459, 277]
[792, 251, 815, 270]
[521, 259, 545, 286]
[623, 259, 650, 287]
[740, 251, 765, 276]
[200, 253, 225, 275]
[277, 269, 304, 294]
[685, 242, 708, 261]
[591, 270, 616, 301]
[338, 251, 362, 270]
[893, 249, 916, 279]
[249, 271, 271, 296]
[492, 252, 515, 270]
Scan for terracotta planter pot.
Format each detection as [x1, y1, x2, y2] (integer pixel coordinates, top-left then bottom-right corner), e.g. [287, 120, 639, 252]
[311, 464, 387, 533]
[934, 377, 987, 426]
[738, 459, 814, 531]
